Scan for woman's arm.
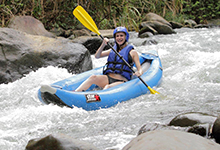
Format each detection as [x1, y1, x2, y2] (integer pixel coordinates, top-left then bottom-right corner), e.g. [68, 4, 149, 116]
[130, 50, 143, 76]
[95, 38, 111, 58]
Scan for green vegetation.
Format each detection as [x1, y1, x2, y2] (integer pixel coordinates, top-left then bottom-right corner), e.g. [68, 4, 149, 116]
[0, 0, 219, 30]
[182, 0, 220, 23]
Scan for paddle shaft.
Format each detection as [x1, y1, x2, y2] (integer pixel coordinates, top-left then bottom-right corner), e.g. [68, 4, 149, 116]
[99, 35, 150, 88]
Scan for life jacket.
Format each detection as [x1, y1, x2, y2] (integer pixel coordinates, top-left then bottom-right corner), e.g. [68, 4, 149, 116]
[103, 44, 134, 81]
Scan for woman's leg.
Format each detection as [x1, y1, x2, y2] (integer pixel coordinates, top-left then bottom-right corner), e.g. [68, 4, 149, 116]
[103, 81, 124, 90]
[75, 75, 108, 92]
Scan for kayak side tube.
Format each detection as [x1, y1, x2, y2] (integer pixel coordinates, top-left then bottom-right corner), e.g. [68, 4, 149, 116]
[38, 51, 163, 110]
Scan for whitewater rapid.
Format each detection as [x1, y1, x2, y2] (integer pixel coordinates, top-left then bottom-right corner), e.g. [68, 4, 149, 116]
[0, 27, 220, 150]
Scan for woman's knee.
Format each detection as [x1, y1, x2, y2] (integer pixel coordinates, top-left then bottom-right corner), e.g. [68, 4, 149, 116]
[88, 75, 99, 82]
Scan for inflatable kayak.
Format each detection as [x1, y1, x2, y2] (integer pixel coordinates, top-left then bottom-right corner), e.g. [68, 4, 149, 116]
[38, 50, 163, 111]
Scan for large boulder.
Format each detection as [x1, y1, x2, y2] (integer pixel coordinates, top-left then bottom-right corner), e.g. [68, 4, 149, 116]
[143, 12, 172, 27]
[211, 116, 220, 144]
[169, 21, 184, 29]
[122, 130, 220, 150]
[8, 16, 55, 38]
[138, 112, 218, 141]
[0, 28, 92, 84]
[168, 112, 216, 137]
[169, 112, 216, 127]
[72, 30, 114, 55]
[25, 134, 99, 150]
[139, 12, 176, 37]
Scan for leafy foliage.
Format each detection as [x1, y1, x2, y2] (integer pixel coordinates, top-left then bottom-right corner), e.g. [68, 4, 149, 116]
[0, 0, 219, 30]
[182, 0, 220, 23]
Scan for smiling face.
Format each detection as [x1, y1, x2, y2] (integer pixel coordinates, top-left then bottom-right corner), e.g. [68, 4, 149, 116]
[115, 32, 126, 45]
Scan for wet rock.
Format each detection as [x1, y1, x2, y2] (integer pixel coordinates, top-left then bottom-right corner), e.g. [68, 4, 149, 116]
[122, 130, 220, 150]
[0, 28, 92, 84]
[50, 27, 66, 37]
[169, 21, 184, 29]
[139, 21, 175, 35]
[25, 134, 99, 150]
[211, 116, 220, 144]
[194, 24, 209, 28]
[184, 19, 197, 28]
[138, 122, 178, 135]
[71, 29, 91, 38]
[82, 37, 103, 54]
[141, 39, 158, 45]
[187, 123, 211, 137]
[139, 12, 176, 36]
[138, 25, 157, 36]
[72, 36, 113, 55]
[169, 112, 216, 127]
[143, 12, 172, 27]
[8, 16, 55, 38]
[138, 31, 154, 38]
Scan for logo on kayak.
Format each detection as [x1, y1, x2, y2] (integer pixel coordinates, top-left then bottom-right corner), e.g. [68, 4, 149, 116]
[85, 94, 101, 103]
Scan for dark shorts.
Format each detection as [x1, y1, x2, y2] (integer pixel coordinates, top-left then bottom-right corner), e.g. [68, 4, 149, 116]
[107, 74, 126, 84]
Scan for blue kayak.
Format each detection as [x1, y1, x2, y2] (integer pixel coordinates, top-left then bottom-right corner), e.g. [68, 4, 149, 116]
[38, 50, 163, 111]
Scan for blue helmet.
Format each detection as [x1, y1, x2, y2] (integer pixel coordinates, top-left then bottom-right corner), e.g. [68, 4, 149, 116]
[113, 27, 129, 42]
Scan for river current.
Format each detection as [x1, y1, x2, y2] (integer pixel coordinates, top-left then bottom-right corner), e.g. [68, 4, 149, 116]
[0, 28, 220, 150]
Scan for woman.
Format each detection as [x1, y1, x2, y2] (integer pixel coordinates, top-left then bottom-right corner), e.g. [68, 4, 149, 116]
[75, 27, 143, 92]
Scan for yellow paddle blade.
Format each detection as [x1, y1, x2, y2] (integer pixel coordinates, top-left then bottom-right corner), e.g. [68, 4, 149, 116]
[73, 6, 101, 35]
[148, 86, 160, 94]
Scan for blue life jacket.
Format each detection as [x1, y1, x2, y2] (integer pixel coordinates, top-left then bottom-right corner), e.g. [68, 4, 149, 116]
[103, 44, 134, 80]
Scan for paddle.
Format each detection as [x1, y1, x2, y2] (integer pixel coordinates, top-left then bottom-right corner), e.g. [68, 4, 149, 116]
[73, 6, 159, 94]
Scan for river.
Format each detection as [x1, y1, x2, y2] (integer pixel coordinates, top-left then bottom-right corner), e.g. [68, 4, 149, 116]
[0, 27, 220, 150]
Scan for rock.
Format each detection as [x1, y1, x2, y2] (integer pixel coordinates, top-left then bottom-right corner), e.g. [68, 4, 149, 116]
[70, 29, 114, 54]
[122, 130, 220, 150]
[211, 116, 220, 144]
[143, 12, 172, 27]
[8, 16, 55, 38]
[169, 21, 184, 29]
[138, 25, 158, 36]
[71, 36, 92, 43]
[187, 123, 211, 137]
[138, 112, 217, 141]
[138, 122, 177, 135]
[50, 27, 66, 37]
[25, 134, 99, 150]
[207, 19, 220, 27]
[139, 20, 175, 36]
[141, 39, 158, 46]
[72, 36, 114, 55]
[139, 12, 176, 36]
[149, 21, 175, 34]
[138, 32, 154, 38]
[82, 37, 103, 54]
[71, 29, 91, 38]
[169, 112, 216, 127]
[91, 29, 114, 38]
[184, 19, 197, 27]
[0, 28, 92, 84]
[194, 24, 209, 28]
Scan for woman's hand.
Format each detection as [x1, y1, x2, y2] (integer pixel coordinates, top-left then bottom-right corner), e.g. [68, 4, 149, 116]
[102, 38, 109, 46]
[130, 50, 143, 77]
[95, 38, 111, 58]
[134, 69, 143, 77]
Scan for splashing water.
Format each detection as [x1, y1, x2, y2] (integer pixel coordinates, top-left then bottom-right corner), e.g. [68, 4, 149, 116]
[0, 28, 220, 150]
